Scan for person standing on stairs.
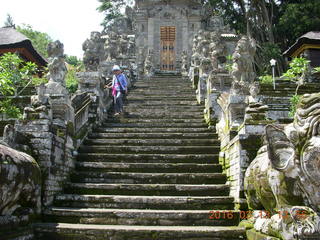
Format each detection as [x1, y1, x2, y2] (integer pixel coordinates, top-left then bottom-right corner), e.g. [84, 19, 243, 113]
[107, 65, 128, 116]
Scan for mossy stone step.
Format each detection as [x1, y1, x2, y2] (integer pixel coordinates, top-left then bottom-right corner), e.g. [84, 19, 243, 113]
[78, 145, 220, 154]
[54, 194, 235, 210]
[76, 162, 222, 173]
[34, 223, 246, 240]
[104, 118, 205, 124]
[84, 138, 219, 146]
[126, 96, 196, 101]
[127, 100, 199, 105]
[99, 122, 207, 128]
[65, 183, 229, 196]
[124, 105, 203, 111]
[88, 132, 217, 139]
[76, 153, 219, 164]
[95, 127, 210, 133]
[44, 208, 240, 226]
[70, 172, 226, 184]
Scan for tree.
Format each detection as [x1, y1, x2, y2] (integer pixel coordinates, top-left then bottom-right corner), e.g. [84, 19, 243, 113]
[96, 0, 133, 28]
[3, 14, 15, 28]
[277, 0, 320, 49]
[16, 24, 53, 58]
[206, 0, 320, 75]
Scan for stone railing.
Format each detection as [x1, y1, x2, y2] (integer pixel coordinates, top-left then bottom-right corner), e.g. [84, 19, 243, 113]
[0, 29, 135, 239]
[188, 29, 320, 239]
[73, 92, 92, 133]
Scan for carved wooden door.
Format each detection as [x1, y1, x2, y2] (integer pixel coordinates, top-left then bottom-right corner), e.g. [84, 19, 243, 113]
[160, 26, 176, 71]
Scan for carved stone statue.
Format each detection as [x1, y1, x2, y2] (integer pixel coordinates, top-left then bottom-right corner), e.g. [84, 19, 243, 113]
[244, 93, 320, 239]
[127, 35, 135, 57]
[181, 50, 189, 76]
[104, 35, 112, 61]
[144, 50, 154, 77]
[47, 40, 67, 86]
[231, 36, 256, 84]
[82, 31, 104, 71]
[44, 41, 68, 95]
[209, 31, 225, 71]
[0, 143, 41, 216]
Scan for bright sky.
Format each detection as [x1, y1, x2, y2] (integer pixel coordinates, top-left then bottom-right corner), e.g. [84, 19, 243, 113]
[0, 0, 104, 59]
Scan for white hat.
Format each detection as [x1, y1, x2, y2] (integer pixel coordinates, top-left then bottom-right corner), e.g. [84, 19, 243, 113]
[112, 65, 121, 71]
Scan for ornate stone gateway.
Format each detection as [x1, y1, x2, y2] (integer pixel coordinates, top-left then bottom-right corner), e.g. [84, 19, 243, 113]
[160, 26, 176, 70]
[134, 0, 204, 73]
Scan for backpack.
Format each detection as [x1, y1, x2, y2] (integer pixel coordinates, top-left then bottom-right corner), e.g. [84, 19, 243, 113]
[116, 75, 126, 94]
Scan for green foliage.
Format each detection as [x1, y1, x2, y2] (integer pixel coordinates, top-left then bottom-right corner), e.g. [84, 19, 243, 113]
[289, 95, 301, 118]
[259, 75, 273, 85]
[65, 68, 79, 94]
[32, 77, 48, 86]
[16, 24, 53, 58]
[0, 53, 37, 118]
[257, 43, 282, 75]
[225, 55, 233, 72]
[65, 55, 84, 71]
[281, 57, 310, 82]
[66, 55, 81, 67]
[0, 99, 21, 119]
[313, 67, 320, 74]
[277, 0, 320, 49]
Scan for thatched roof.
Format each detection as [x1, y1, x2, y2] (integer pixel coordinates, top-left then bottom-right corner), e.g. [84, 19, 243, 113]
[284, 31, 320, 57]
[0, 27, 47, 67]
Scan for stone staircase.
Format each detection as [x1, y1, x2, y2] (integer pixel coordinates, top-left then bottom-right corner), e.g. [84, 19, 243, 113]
[34, 75, 246, 239]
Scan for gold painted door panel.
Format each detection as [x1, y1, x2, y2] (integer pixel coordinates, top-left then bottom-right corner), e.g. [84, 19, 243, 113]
[160, 26, 176, 71]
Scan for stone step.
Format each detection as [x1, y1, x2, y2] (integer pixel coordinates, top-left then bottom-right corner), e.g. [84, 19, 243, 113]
[78, 145, 220, 154]
[126, 96, 196, 101]
[76, 162, 222, 173]
[54, 194, 235, 210]
[83, 138, 219, 146]
[94, 127, 210, 134]
[44, 208, 240, 226]
[123, 108, 202, 114]
[127, 100, 199, 106]
[88, 132, 217, 139]
[99, 122, 207, 129]
[124, 105, 203, 111]
[76, 153, 219, 164]
[65, 183, 228, 196]
[120, 111, 204, 119]
[104, 118, 205, 124]
[71, 172, 226, 184]
[34, 223, 246, 239]
[133, 87, 194, 92]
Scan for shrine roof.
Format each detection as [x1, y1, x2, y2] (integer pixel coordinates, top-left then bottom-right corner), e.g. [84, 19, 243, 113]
[0, 27, 47, 67]
[284, 31, 320, 57]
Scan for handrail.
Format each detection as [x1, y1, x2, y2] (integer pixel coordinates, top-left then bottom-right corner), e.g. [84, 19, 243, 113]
[72, 92, 92, 134]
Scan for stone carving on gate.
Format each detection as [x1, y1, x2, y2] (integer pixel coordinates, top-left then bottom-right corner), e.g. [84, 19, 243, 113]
[244, 93, 320, 239]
